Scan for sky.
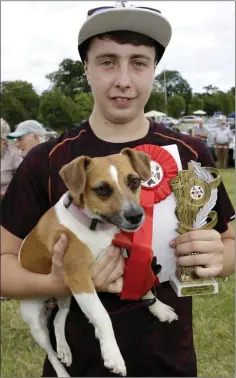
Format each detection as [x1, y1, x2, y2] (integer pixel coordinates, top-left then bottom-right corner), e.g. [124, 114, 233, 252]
[1, 1, 235, 95]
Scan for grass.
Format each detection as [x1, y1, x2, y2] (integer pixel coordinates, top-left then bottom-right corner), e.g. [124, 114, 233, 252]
[193, 168, 235, 377]
[1, 169, 235, 377]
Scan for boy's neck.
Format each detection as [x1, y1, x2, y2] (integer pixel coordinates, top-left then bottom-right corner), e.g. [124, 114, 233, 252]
[89, 110, 150, 143]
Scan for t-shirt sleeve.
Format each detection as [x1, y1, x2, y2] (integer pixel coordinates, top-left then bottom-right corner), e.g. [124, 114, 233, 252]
[197, 143, 235, 233]
[0, 147, 51, 239]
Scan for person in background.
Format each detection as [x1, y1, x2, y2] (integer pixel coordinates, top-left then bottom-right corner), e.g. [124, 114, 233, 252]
[1, 119, 23, 199]
[214, 120, 233, 169]
[1, 118, 23, 301]
[194, 119, 209, 145]
[7, 120, 46, 157]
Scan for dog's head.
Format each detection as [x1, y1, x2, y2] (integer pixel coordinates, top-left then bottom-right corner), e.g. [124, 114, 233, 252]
[59, 148, 151, 231]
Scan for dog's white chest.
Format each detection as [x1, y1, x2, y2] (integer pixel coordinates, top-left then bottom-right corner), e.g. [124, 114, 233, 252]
[55, 200, 118, 260]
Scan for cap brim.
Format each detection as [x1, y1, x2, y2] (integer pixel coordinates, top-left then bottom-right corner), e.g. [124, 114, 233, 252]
[7, 131, 28, 139]
[78, 8, 172, 50]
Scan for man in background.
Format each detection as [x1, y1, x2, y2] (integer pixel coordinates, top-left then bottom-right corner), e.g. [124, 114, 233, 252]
[7, 120, 46, 157]
[214, 120, 233, 168]
[194, 119, 209, 145]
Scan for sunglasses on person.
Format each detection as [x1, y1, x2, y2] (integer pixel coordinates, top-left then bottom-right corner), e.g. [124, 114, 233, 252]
[87, 6, 161, 17]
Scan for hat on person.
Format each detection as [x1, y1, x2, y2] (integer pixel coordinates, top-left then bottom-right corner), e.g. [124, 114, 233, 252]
[1, 119, 11, 140]
[78, 1, 172, 63]
[7, 120, 46, 139]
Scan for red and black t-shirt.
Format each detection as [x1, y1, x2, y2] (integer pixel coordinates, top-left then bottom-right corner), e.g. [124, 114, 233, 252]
[1, 121, 234, 377]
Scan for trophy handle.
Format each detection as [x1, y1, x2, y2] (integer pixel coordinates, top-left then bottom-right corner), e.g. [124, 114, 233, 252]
[204, 167, 221, 189]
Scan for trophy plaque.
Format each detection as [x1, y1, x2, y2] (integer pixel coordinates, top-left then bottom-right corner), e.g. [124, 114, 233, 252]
[169, 160, 221, 297]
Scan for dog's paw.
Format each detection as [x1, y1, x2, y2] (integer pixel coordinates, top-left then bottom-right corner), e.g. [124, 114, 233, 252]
[101, 341, 127, 376]
[57, 342, 72, 367]
[149, 301, 178, 323]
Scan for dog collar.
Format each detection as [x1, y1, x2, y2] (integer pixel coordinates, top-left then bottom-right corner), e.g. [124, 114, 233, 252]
[63, 193, 113, 231]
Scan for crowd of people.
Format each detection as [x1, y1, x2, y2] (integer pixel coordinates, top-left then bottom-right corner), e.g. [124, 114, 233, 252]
[187, 118, 234, 168]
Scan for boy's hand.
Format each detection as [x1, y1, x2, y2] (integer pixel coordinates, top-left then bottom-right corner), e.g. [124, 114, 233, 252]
[49, 235, 124, 295]
[170, 229, 224, 277]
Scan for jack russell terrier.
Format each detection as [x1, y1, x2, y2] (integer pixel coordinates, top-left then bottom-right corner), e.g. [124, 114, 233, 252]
[19, 148, 178, 377]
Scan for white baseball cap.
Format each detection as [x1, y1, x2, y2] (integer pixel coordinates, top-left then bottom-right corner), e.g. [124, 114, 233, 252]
[78, 2, 172, 63]
[7, 120, 46, 139]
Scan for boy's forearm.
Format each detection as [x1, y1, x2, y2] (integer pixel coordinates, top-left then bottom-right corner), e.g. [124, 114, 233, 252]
[0, 254, 69, 299]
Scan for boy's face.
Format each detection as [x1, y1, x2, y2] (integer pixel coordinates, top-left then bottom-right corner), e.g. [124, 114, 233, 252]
[84, 37, 156, 124]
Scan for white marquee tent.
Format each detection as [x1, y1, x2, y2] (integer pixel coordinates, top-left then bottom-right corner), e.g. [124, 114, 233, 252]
[193, 110, 206, 115]
[144, 110, 166, 121]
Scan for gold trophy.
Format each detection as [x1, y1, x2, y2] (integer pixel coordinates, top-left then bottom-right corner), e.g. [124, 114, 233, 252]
[169, 160, 221, 297]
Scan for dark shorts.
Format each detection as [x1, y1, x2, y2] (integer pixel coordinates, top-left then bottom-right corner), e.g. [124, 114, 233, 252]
[42, 283, 197, 377]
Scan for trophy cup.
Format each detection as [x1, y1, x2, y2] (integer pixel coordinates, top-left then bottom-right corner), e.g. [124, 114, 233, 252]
[169, 160, 222, 297]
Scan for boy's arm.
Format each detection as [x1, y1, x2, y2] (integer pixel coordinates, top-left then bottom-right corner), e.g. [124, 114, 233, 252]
[0, 226, 71, 299]
[1, 226, 124, 299]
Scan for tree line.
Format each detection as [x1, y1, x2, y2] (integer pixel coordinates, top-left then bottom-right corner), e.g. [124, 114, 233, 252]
[1, 58, 235, 131]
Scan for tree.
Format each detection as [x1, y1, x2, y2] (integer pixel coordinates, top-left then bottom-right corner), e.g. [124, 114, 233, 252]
[203, 85, 219, 95]
[0, 81, 39, 128]
[190, 95, 204, 112]
[155, 70, 192, 113]
[228, 86, 235, 96]
[144, 90, 165, 113]
[168, 95, 185, 119]
[218, 92, 234, 115]
[74, 92, 94, 120]
[203, 94, 222, 116]
[46, 59, 90, 99]
[38, 89, 81, 131]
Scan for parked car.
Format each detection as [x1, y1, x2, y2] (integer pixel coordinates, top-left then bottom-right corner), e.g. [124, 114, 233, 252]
[213, 114, 226, 122]
[160, 117, 179, 126]
[45, 127, 58, 140]
[180, 115, 201, 124]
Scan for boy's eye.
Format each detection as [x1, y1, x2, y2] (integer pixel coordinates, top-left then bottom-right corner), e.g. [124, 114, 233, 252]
[133, 61, 147, 67]
[101, 61, 113, 66]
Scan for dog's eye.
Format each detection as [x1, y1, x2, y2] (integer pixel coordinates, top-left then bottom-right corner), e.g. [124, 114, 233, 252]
[127, 175, 141, 190]
[93, 184, 113, 198]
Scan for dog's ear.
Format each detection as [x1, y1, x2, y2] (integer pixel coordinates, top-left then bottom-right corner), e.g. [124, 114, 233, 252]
[121, 148, 151, 181]
[59, 156, 92, 195]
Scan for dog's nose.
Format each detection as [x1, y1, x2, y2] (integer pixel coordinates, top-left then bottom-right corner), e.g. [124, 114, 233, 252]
[124, 210, 143, 225]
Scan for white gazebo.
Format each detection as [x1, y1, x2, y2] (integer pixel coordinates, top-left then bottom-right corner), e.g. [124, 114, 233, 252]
[144, 110, 166, 122]
[193, 110, 206, 116]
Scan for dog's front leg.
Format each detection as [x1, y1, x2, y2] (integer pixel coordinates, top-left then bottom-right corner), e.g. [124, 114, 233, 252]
[74, 288, 126, 376]
[63, 240, 127, 377]
[142, 290, 178, 323]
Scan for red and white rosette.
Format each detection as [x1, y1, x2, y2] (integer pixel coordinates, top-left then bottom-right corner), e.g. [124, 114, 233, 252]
[113, 144, 178, 300]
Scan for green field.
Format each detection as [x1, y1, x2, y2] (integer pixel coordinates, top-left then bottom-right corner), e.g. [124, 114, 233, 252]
[1, 169, 235, 377]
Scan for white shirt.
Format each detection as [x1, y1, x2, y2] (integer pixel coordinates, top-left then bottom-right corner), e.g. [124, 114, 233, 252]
[215, 127, 232, 145]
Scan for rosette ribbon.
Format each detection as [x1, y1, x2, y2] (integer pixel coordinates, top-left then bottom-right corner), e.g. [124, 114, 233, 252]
[113, 144, 178, 299]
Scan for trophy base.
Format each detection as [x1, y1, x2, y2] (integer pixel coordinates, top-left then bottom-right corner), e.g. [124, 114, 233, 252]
[169, 273, 218, 297]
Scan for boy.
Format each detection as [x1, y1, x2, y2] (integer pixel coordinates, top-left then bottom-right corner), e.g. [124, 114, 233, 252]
[1, 4, 234, 377]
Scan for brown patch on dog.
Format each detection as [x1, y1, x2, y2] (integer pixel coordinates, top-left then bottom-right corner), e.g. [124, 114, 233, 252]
[20, 208, 94, 294]
[59, 156, 92, 204]
[121, 148, 151, 181]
